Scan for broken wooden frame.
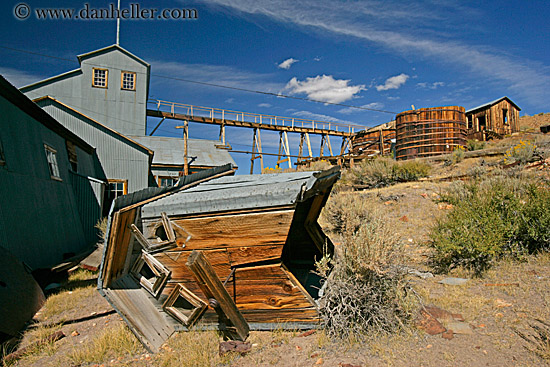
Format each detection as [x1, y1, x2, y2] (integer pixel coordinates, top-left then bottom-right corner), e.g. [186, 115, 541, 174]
[131, 251, 171, 298]
[130, 212, 177, 253]
[162, 283, 207, 328]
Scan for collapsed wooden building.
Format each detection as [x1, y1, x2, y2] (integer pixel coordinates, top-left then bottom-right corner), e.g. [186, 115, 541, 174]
[98, 164, 340, 351]
[350, 120, 396, 158]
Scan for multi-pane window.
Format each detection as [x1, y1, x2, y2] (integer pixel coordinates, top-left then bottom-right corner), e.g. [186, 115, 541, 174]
[106, 180, 127, 201]
[121, 71, 136, 91]
[44, 144, 61, 180]
[158, 177, 178, 187]
[92, 68, 108, 88]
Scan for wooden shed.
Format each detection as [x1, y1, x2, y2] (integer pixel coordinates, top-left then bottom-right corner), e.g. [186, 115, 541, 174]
[98, 165, 340, 351]
[466, 97, 521, 140]
[395, 106, 466, 160]
[350, 120, 396, 158]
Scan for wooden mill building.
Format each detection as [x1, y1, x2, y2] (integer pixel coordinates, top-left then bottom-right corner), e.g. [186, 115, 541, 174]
[466, 97, 521, 140]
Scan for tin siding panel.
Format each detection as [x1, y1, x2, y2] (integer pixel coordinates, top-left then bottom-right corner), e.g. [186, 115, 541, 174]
[41, 103, 150, 193]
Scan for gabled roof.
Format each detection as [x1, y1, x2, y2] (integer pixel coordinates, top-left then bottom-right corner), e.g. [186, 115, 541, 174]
[466, 96, 521, 114]
[128, 135, 236, 168]
[77, 44, 150, 67]
[33, 96, 153, 156]
[0, 75, 94, 154]
[19, 44, 150, 92]
[19, 69, 82, 92]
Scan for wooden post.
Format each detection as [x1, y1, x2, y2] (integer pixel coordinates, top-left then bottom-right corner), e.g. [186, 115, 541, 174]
[186, 250, 249, 341]
[305, 133, 313, 158]
[320, 134, 325, 157]
[379, 127, 384, 155]
[276, 132, 283, 169]
[283, 131, 292, 169]
[298, 133, 304, 162]
[257, 128, 264, 172]
[250, 128, 257, 174]
[219, 123, 226, 146]
[326, 135, 333, 156]
[183, 120, 189, 176]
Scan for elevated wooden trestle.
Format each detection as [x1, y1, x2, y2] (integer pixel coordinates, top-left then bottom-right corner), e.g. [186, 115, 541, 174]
[147, 100, 363, 173]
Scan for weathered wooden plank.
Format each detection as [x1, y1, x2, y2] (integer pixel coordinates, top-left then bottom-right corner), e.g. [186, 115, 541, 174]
[144, 210, 294, 251]
[227, 245, 283, 266]
[154, 249, 231, 282]
[186, 250, 250, 341]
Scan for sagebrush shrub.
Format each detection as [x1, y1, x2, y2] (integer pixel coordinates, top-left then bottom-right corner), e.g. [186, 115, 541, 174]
[340, 157, 431, 189]
[318, 193, 414, 338]
[430, 174, 550, 275]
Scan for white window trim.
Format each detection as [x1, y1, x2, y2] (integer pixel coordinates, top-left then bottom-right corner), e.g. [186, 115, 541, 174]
[44, 144, 62, 181]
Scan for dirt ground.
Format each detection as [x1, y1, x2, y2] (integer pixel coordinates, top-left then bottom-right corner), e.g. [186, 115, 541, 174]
[4, 132, 550, 367]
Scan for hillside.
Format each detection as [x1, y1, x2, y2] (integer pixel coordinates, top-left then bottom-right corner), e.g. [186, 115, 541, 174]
[3, 131, 550, 367]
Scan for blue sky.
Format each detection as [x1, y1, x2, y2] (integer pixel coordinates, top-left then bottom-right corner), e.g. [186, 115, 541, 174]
[1, 0, 549, 173]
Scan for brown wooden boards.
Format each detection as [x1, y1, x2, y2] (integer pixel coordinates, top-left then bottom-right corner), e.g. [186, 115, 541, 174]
[143, 210, 294, 251]
[186, 250, 249, 341]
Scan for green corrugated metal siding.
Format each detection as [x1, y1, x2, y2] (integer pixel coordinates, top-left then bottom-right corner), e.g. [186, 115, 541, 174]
[69, 171, 104, 245]
[0, 94, 92, 269]
[38, 100, 151, 193]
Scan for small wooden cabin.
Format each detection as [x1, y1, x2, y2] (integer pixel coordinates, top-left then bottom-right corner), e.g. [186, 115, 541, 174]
[466, 97, 521, 140]
[98, 165, 340, 351]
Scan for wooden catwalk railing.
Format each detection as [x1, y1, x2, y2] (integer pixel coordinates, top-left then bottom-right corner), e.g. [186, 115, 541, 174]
[147, 100, 365, 173]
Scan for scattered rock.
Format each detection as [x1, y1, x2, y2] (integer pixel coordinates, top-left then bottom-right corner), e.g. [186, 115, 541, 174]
[416, 309, 446, 335]
[219, 341, 252, 356]
[441, 329, 454, 340]
[71, 330, 80, 337]
[424, 305, 463, 321]
[295, 345, 302, 351]
[494, 299, 513, 308]
[339, 364, 361, 367]
[315, 357, 324, 365]
[420, 193, 428, 198]
[447, 321, 474, 335]
[406, 268, 434, 279]
[298, 329, 316, 337]
[439, 277, 469, 285]
[399, 215, 409, 222]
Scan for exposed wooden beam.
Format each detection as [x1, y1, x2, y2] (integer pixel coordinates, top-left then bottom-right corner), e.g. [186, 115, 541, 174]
[149, 109, 352, 137]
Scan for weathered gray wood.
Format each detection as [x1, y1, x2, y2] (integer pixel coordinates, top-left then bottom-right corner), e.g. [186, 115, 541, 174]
[186, 250, 249, 341]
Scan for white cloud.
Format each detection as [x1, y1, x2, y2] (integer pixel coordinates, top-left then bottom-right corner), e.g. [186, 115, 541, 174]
[201, 0, 550, 106]
[0, 67, 43, 88]
[387, 96, 401, 100]
[284, 75, 366, 104]
[258, 103, 272, 107]
[151, 60, 283, 93]
[278, 58, 299, 69]
[292, 110, 349, 123]
[225, 98, 235, 103]
[376, 73, 409, 91]
[417, 81, 445, 89]
[338, 102, 384, 114]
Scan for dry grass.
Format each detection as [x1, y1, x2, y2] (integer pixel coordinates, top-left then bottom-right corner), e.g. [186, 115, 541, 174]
[67, 323, 142, 365]
[41, 285, 96, 319]
[154, 330, 233, 367]
[3, 325, 64, 366]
